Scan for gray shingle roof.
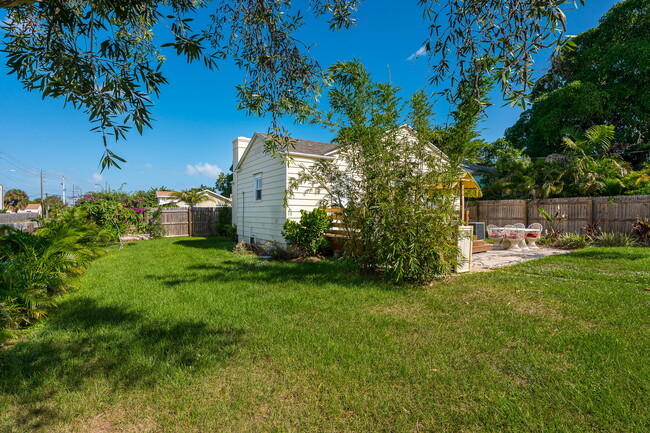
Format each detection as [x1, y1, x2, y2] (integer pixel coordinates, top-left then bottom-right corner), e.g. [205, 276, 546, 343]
[256, 133, 337, 156]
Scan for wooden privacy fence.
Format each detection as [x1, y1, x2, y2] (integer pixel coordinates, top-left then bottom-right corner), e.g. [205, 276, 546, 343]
[158, 207, 222, 237]
[468, 195, 650, 234]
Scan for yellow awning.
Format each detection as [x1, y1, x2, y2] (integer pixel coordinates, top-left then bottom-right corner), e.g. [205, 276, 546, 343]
[459, 171, 482, 198]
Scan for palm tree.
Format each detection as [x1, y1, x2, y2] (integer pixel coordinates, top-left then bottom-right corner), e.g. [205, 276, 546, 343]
[559, 125, 627, 196]
[171, 190, 208, 209]
[4, 189, 28, 212]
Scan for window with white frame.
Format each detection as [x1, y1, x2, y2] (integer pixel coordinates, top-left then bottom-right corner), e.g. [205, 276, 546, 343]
[254, 174, 262, 201]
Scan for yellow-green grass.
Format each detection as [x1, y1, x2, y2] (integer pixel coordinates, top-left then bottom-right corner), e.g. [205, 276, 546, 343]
[1, 237, 648, 432]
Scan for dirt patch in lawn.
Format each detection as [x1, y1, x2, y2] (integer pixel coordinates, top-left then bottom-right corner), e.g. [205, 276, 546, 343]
[77, 408, 158, 433]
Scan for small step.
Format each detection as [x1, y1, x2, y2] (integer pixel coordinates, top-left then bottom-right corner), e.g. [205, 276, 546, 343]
[472, 240, 493, 253]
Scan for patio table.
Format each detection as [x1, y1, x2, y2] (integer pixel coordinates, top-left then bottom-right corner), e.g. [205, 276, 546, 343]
[487, 227, 542, 250]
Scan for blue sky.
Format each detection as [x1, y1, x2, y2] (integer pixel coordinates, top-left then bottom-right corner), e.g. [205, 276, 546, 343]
[0, 0, 619, 201]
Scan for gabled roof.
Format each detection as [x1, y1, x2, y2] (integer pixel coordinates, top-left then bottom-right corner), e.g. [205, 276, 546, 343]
[198, 189, 232, 203]
[235, 125, 448, 169]
[156, 190, 231, 204]
[25, 204, 42, 210]
[256, 133, 338, 156]
[236, 132, 338, 170]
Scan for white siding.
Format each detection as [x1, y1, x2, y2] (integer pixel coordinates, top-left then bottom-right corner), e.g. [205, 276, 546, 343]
[285, 156, 332, 222]
[233, 136, 287, 244]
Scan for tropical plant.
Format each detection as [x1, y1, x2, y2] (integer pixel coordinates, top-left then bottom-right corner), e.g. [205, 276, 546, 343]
[3, 189, 28, 212]
[581, 220, 602, 240]
[171, 190, 208, 209]
[592, 232, 638, 248]
[0, 218, 106, 342]
[550, 233, 590, 250]
[282, 208, 331, 257]
[632, 217, 650, 245]
[481, 125, 635, 200]
[538, 207, 567, 240]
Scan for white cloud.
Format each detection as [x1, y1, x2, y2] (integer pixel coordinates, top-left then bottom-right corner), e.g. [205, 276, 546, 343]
[91, 172, 105, 182]
[185, 162, 222, 178]
[143, 163, 153, 170]
[407, 46, 427, 61]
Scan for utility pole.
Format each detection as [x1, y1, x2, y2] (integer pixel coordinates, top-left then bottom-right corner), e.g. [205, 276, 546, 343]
[61, 176, 66, 206]
[72, 183, 75, 202]
[40, 170, 43, 204]
[45, 193, 49, 219]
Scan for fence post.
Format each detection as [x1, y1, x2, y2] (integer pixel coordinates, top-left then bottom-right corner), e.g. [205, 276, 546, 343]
[523, 200, 528, 226]
[188, 208, 193, 237]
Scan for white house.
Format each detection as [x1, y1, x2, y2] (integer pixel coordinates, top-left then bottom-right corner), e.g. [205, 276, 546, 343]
[20, 203, 43, 215]
[232, 133, 341, 245]
[231, 126, 481, 246]
[155, 190, 231, 208]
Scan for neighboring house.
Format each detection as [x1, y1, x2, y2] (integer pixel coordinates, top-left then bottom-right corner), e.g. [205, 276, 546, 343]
[231, 125, 481, 245]
[20, 203, 42, 215]
[155, 190, 177, 206]
[155, 190, 232, 208]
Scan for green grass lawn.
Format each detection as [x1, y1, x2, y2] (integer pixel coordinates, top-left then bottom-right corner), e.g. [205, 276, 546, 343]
[1, 237, 648, 432]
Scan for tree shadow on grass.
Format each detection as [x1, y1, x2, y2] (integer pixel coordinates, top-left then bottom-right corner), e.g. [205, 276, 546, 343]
[0, 297, 244, 430]
[146, 257, 400, 292]
[172, 237, 234, 251]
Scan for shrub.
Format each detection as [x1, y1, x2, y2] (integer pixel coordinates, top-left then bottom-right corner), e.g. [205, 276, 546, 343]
[216, 207, 234, 237]
[581, 220, 602, 239]
[538, 207, 567, 240]
[0, 219, 105, 343]
[73, 189, 161, 241]
[592, 232, 638, 247]
[550, 233, 590, 250]
[632, 217, 650, 245]
[281, 208, 331, 256]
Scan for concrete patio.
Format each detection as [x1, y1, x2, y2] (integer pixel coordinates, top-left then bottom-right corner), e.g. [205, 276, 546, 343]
[471, 247, 569, 271]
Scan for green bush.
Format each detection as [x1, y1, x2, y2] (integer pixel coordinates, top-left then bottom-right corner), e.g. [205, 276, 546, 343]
[592, 232, 638, 247]
[550, 233, 590, 250]
[282, 208, 331, 256]
[0, 217, 106, 343]
[73, 189, 161, 241]
[632, 217, 650, 245]
[216, 207, 234, 237]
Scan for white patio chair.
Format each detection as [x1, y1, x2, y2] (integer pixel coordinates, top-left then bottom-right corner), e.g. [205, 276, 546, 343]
[486, 224, 504, 249]
[526, 223, 543, 249]
[512, 223, 528, 249]
[503, 227, 524, 250]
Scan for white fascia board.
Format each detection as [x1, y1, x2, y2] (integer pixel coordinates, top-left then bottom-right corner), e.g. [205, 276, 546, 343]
[286, 151, 336, 160]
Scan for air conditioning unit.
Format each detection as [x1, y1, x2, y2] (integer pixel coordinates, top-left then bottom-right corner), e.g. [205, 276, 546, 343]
[469, 222, 485, 240]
